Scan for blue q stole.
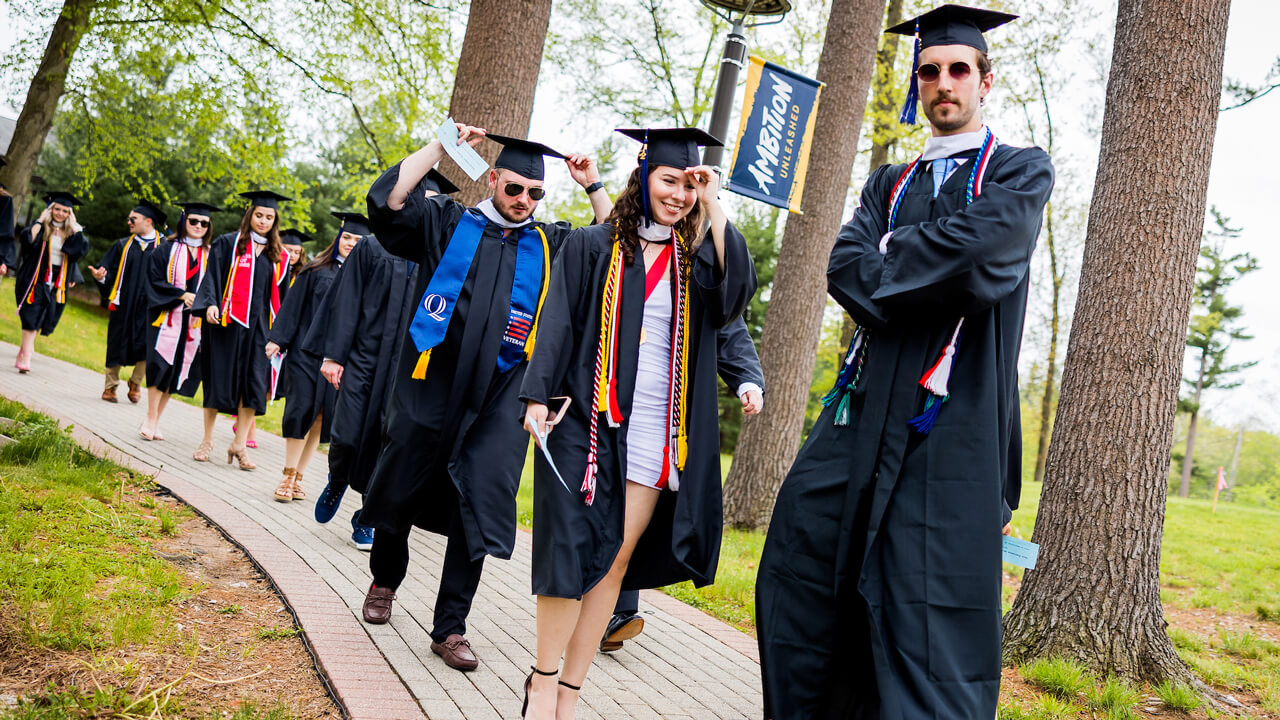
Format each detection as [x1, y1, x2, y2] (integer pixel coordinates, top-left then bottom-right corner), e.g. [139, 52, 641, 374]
[407, 209, 546, 376]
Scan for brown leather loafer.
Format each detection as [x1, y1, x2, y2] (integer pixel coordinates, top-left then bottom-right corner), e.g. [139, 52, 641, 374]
[431, 634, 479, 671]
[127, 381, 141, 403]
[599, 613, 644, 652]
[101, 387, 118, 403]
[362, 584, 396, 624]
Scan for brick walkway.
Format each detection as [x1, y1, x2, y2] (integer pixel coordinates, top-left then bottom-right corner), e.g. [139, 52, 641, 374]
[0, 342, 763, 720]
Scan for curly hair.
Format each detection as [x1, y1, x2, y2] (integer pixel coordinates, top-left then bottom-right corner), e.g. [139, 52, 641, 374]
[604, 166, 705, 278]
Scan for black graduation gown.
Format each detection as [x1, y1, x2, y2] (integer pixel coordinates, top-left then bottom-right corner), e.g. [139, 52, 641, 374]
[268, 262, 339, 440]
[716, 316, 764, 394]
[0, 195, 15, 269]
[192, 232, 287, 415]
[313, 236, 416, 494]
[359, 162, 572, 562]
[15, 224, 89, 335]
[518, 222, 757, 598]
[97, 236, 155, 368]
[145, 240, 207, 396]
[756, 144, 1054, 720]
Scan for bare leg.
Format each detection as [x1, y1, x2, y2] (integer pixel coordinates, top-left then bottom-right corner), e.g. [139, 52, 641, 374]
[284, 437, 306, 468]
[19, 330, 36, 362]
[232, 407, 256, 449]
[247, 416, 258, 445]
[201, 408, 218, 447]
[143, 387, 166, 435]
[526, 595, 579, 720]
[295, 414, 324, 474]
[556, 484, 660, 719]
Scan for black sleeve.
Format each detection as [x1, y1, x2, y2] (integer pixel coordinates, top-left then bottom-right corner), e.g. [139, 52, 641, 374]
[716, 315, 764, 392]
[365, 161, 457, 261]
[63, 232, 89, 285]
[872, 148, 1055, 316]
[519, 227, 593, 406]
[322, 241, 372, 365]
[1003, 395, 1022, 527]
[192, 235, 232, 313]
[146, 242, 186, 312]
[96, 239, 125, 302]
[690, 220, 757, 330]
[267, 268, 313, 349]
[0, 195, 15, 268]
[826, 164, 895, 330]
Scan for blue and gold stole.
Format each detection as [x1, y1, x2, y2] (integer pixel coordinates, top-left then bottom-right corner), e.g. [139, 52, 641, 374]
[407, 210, 549, 379]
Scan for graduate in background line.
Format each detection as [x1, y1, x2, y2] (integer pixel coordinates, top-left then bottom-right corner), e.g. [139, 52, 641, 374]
[91, 199, 164, 404]
[519, 127, 757, 720]
[265, 212, 365, 503]
[13, 192, 89, 373]
[311, 170, 460, 551]
[192, 190, 292, 469]
[755, 6, 1053, 718]
[357, 124, 609, 676]
[141, 202, 218, 441]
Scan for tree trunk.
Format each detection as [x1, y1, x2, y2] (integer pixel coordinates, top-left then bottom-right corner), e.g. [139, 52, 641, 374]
[1034, 203, 1061, 485]
[1178, 343, 1210, 496]
[0, 0, 97, 208]
[1002, 0, 1234, 699]
[840, 0, 903, 350]
[722, 0, 887, 530]
[444, 0, 554, 206]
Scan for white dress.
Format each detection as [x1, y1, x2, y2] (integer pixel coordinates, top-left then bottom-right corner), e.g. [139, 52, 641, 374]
[625, 226, 679, 491]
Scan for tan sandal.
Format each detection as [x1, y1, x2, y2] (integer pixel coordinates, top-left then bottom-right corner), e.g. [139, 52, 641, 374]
[274, 468, 296, 502]
[193, 441, 213, 462]
[227, 446, 257, 471]
[290, 471, 306, 501]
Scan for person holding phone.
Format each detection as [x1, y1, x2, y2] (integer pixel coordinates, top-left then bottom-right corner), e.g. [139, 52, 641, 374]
[356, 125, 609, 675]
[518, 127, 757, 720]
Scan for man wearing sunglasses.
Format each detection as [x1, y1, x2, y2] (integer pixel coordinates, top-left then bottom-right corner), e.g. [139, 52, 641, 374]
[91, 199, 166, 404]
[355, 124, 609, 673]
[757, 5, 1055, 719]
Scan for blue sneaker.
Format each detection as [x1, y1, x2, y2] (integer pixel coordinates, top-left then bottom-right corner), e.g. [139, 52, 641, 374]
[313, 479, 347, 524]
[351, 522, 374, 552]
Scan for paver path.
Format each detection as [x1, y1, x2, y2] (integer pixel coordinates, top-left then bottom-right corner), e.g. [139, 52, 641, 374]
[0, 341, 763, 720]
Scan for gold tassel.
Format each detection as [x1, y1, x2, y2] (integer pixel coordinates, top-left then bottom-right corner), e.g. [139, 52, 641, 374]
[152, 311, 165, 327]
[412, 349, 432, 380]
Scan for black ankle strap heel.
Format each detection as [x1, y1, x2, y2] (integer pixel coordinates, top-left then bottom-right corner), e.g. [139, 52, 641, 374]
[522, 666, 560, 718]
[558, 679, 582, 691]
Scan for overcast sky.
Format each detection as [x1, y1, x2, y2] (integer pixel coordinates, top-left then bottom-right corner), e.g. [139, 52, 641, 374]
[2, 1, 1275, 430]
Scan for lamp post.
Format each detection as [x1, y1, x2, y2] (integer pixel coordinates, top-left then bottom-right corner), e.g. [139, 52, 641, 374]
[699, 0, 790, 170]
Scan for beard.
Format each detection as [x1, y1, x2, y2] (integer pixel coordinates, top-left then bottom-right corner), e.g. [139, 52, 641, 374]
[924, 93, 977, 132]
[494, 198, 532, 224]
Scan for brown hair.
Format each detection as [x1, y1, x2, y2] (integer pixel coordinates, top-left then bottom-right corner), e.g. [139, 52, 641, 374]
[977, 51, 992, 78]
[170, 212, 212, 247]
[604, 166, 705, 278]
[235, 206, 282, 262]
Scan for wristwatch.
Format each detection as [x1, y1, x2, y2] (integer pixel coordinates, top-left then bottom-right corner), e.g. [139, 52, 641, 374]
[583, 181, 604, 195]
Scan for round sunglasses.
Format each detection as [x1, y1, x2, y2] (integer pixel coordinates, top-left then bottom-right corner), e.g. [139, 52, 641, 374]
[917, 61, 972, 83]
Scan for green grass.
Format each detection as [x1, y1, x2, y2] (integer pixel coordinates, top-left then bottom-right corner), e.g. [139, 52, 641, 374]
[1216, 629, 1280, 660]
[0, 288, 286, 436]
[1153, 679, 1203, 711]
[0, 397, 196, 652]
[1019, 657, 1092, 700]
[0, 687, 293, 720]
[1085, 675, 1142, 711]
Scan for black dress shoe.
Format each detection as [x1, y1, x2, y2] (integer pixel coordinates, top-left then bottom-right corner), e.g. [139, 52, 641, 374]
[599, 612, 644, 652]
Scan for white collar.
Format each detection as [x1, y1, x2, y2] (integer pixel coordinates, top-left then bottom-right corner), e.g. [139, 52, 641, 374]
[920, 127, 988, 162]
[250, 231, 268, 245]
[638, 220, 674, 243]
[181, 236, 203, 248]
[335, 253, 346, 264]
[476, 198, 532, 229]
[137, 232, 157, 242]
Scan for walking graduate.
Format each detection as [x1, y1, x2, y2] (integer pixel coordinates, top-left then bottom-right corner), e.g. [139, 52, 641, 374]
[91, 200, 165, 404]
[755, 6, 1054, 719]
[192, 190, 292, 469]
[519, 127, 757, 720]
[14, 192, 89, 373]
[140, 202, 218, 440]
[265, 212, 365, 503]
[357, 123, 610, 676]
[312, 170, 460, 551]
[0, 159, 14, 274]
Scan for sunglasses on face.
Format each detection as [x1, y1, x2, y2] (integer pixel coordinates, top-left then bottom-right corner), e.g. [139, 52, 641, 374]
[503, 182, 545, 201]
[917, 61, 972, 83]
[187, 217, 210, 227]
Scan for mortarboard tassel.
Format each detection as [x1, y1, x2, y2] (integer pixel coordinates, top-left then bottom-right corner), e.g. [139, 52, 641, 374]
[639, 130, 653, 227]
[898, 21, 921, 125]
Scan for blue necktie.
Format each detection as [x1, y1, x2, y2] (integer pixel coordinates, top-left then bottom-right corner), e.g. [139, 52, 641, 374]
[931, 158, 956, 198]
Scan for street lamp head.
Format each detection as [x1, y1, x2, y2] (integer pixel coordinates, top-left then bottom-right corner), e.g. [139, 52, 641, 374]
[699, 0, 790, 25]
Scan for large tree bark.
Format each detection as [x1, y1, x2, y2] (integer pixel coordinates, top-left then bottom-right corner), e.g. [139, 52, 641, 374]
[0, 0, 97, 208]
[1002, 0, 1234, 698]
[722, 0, 887, 530]
[444, 0, 553, 206]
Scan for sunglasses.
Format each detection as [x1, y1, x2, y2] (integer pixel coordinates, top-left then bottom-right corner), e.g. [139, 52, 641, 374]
[916, 61, 972, 83]
[503, 182, 545, 201]
[187, 217, 210, 227]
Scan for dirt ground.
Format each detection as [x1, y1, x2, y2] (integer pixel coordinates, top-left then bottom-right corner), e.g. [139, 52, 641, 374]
[0, 488, 343, 719]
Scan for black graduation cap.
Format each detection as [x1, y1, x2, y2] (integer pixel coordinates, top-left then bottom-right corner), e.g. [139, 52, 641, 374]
[487, 134, 566, 181]
[616, 127, 722, 171]
[44, 191, 81, 208]
[279, 229, 313, 246]
[133, 199, 167, 224]
[887, 4, 1017, 124]
[238, 190, 292, 210]
[176, 201, 221, 217]
[421, 168, 460, 196]
[331, 211, 371, 236]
